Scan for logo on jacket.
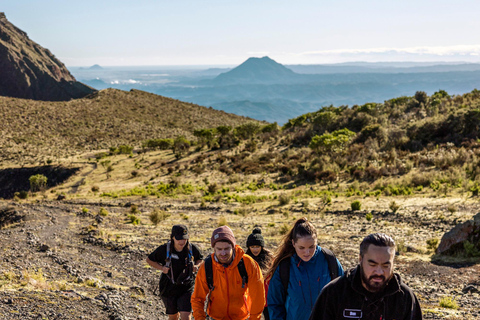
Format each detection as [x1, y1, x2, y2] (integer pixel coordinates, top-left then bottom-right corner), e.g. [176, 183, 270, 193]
[343, 309, 362, 318]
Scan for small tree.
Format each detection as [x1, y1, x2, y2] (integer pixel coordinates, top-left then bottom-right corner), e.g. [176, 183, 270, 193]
[172, 136, 190, 158]
[309, 128, 356, 153]
[29, 174, 48, 192]
[234, 122, 262, 140]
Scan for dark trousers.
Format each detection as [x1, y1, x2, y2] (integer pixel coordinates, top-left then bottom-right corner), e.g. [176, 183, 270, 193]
[263, 307, 270, 320]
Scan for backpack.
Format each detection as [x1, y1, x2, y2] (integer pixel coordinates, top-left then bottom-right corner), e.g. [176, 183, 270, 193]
[204, 254, 249, 291]
[154, 241, 194, 296]
[279, 247, 340, 297]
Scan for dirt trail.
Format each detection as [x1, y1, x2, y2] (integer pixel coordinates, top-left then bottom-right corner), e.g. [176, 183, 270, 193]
[0, 198, 479, 319]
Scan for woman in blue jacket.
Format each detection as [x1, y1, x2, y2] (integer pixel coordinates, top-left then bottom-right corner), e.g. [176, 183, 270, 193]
[266, 217, 344, 320]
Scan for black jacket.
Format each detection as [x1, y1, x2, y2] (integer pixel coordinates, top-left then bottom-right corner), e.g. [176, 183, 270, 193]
[309, 266, 422, 320]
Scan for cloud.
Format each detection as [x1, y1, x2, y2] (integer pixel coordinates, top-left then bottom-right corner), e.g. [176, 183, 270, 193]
[303, 45, 480, 58]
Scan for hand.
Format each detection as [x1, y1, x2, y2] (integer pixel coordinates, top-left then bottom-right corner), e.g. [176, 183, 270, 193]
[161, 265, 170, 274]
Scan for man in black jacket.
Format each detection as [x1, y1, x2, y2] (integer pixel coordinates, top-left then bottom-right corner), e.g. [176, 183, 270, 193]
[309, 233, 422, 320]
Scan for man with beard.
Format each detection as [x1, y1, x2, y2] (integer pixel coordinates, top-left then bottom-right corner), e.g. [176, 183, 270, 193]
[191, 226, 265, 320]
[309, 233, 422, 320]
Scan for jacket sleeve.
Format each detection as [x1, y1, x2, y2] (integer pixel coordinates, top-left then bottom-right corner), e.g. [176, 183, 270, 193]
[406, 290, 423, 320]
[336, 259, 345, 278]
[267, 265, 287, 320]
[191, 262, 209, 320]
[247, 257, 266, 320]
[309, 283, 336, 320]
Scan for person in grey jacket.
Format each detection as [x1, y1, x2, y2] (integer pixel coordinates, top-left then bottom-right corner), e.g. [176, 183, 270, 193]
[309, 233, 422, 320]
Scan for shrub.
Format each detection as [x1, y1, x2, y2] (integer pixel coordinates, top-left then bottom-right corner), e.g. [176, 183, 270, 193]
[439, 296, 459, 310]
[351, 200, 362, 211]
[29, 174, 48, 192]
[207, 183, 218, 195]
[279, 224, 290, 235]
[396, 240, 407, 255]
[426, 238, 439, 251]
[15, 190, 29, 199]
[82, 207, 89, 214]
[98, 208, 109, 216]
[365, 212, 373, 221]
[389, 201, 400, 213]
[218, 216, 228, 226]
[463, 240, 480, 257]
[447, 205, 457, 213]
[278, 193, 291, 206]
[128, 214, 141, 225]
[309, 128, 356, 153]
[149, 209, 170, 226]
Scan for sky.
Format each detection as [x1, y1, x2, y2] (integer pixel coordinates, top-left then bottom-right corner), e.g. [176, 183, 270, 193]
[3, 0, 480, 66]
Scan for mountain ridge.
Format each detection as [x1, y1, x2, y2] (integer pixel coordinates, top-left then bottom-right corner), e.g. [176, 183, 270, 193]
[0, 12, 95, 101]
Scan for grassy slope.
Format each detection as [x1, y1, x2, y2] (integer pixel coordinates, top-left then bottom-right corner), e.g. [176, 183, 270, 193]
[0, 88, 257, 166]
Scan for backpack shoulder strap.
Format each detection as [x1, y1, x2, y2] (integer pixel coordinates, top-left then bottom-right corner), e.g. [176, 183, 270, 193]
[237, 257, 248, 288]
[188, 242, 193, 261]
[321, 247, 339, 281]
[166, 241, 172, 260]
[204, 254, 214, 290]
[279, 257, 291, 297]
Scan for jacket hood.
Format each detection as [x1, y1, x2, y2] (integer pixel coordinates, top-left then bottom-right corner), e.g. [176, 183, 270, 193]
[347, 265, 403, 298]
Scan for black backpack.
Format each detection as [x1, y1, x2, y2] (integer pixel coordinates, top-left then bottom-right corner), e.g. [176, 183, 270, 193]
[204, 254, 249, 290]
[279, 247, 340, 296]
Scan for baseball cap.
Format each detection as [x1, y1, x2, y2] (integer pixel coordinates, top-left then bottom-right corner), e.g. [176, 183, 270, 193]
[171, 224, 189, 240]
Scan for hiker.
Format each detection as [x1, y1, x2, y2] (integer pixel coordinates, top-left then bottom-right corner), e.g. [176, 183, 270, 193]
[191, 225, 266, 320]
[245, 227, 273, 320]
[309, 233, 422, 320]
[267, 217, 344, 320]
[146, 224, 203, 320]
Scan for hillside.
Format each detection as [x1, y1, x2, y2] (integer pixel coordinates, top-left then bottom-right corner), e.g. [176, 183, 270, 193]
[1, 89, 480, 319]
[0, 13, 95, 101]
[0, 88, 258, 166]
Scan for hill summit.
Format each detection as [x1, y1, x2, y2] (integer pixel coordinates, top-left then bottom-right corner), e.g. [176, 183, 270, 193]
[0, 12, 95, 101]
[213, 56, 296, 84]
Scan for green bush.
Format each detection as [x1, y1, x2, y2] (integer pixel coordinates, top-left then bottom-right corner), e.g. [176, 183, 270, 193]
[29, 174, 48, 192]
[365, 212, 373, 221]
[309, 128, 356, 153]
[128, 214, 141, 225]
[439, 296, 458, 310]
[351, 200, 362, 211]
[426, 238, 439, 251]
[98, 207, 109, 216]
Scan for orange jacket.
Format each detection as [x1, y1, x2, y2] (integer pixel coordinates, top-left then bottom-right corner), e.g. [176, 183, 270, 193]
[191, 245, 265, 320]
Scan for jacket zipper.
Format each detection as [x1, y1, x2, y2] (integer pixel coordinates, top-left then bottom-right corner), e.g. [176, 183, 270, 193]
[224, 266, 232, 320]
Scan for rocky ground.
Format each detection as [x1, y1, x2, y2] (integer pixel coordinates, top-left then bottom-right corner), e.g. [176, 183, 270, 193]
[0, 197, 479, 319]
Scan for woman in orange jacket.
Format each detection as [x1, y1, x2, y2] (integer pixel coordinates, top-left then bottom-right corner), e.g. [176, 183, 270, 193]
[191, 226, 266, 320]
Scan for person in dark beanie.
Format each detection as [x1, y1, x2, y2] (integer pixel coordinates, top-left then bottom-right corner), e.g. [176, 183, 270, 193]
[191, 225, 265, 320]
[309, 233, 422, 320]
[245, 227, 273, 320]
[146, 224, 203, 320]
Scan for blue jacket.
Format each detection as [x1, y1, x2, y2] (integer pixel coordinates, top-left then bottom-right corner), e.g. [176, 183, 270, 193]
[267, 245, 344, 320]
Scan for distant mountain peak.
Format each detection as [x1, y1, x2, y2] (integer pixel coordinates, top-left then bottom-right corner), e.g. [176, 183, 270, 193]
[0, 13, 95, 100]
[213, 56, 296, 84]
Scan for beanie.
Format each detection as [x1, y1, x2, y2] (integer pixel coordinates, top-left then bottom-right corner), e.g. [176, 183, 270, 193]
[246, 227, 265, 248]
[211, 225, 236, 248]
